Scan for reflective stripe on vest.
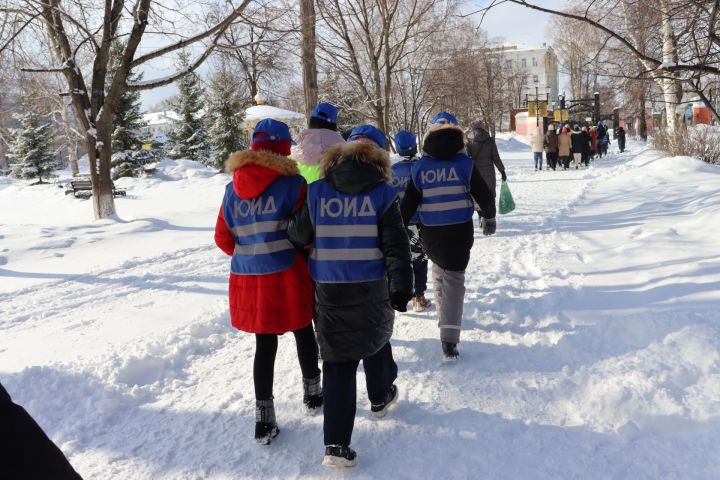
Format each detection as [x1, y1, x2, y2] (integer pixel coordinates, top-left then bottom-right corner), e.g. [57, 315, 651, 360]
[308, 179, 396, 283]
[411, 153, 474, 226]
[391, 159, 419, 224]
[222, 174, 304, 275]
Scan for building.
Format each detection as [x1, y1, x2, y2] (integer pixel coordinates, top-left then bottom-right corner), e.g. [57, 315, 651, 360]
[141, 110, 180, 143]
[499, 43, 560, 109]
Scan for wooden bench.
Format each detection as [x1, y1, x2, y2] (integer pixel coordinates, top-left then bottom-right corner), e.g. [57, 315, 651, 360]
[64, 180, 126, 199]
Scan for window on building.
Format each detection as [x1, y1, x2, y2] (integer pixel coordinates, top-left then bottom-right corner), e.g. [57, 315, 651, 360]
[533, 74, 539, 83]
[506, 59, 512, 68]
[521, 58, 527, 68]
[522, 76, 528, 86]
[532, 57, 538, 67]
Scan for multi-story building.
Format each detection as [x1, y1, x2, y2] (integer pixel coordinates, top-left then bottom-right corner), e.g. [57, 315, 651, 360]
[498, 43, 560, 109]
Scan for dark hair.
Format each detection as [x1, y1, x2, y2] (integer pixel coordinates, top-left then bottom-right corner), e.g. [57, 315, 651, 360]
[308, 116, 337, 131]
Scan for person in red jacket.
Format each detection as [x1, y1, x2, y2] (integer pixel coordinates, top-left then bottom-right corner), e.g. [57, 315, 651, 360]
[214, 119, 321, 445]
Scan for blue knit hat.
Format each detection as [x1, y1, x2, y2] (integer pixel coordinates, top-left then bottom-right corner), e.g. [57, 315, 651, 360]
[431, 111, 459, 125]
[394, 130, 417, 156]
[311, 102, 338, 125]
[348, 124, 386, 148]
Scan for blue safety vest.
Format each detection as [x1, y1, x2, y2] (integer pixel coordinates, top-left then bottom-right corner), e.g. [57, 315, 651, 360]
[411, 153, 474, 226]
[308, 179, 396, 283]
[391, 159, 419, 224]
[222, 175, 304, 275]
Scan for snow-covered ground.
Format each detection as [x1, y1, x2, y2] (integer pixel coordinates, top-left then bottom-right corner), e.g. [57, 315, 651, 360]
[1, 140, 719, 479]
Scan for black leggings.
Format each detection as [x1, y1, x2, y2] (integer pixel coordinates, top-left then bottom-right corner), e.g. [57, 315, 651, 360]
[254, 323, 320, 401]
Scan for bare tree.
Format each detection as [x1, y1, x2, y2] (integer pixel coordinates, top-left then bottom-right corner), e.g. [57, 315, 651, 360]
[1, 0, 252, 219]
[317, 0, 451, 135]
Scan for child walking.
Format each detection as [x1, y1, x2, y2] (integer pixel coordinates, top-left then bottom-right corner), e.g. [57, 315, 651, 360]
[214, 119, 322, 445]
[289, 124, 413, 467]
[391, 130, 431, 312]
[400, 112, 497, 360]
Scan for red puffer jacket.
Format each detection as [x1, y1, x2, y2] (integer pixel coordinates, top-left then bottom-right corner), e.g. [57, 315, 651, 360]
[214, 150, 313, 334]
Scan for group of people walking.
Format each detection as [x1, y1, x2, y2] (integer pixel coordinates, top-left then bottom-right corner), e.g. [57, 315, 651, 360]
[214, 103, 499, 467]
[532, 120, 624, 171]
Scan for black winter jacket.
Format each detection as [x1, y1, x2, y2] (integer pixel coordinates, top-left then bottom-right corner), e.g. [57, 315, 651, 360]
[400, 124, 496, 271]
[288, 142, 413, 362]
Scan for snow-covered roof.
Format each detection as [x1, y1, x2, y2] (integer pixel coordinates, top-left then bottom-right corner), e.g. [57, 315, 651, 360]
[244, 105, 305, 121]
[143, 111, 180, 126]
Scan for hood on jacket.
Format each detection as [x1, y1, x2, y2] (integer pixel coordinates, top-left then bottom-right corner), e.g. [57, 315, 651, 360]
[320, 141, 391, 194]
[290, 128, 346, 166]
[225, 150, 299, 199]
[422, 124, 466, 160]
[470, 127, 491, 143]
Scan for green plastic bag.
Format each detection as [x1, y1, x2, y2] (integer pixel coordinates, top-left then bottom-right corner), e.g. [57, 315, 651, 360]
[498, 180, 516, 215]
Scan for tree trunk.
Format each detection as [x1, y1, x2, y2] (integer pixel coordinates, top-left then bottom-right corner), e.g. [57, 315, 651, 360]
[300, 0, 318, 120]
[69, 141, 79, 177]
[638, 87, 648, 141]
[87, 122, 116, 220]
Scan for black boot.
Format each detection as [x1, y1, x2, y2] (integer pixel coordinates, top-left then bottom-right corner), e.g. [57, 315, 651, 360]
[323, 445, 358, 467]
[254, 399, 279, 445]
[303, 375, 323, 414]
[442, 341, 459, 361]
[370, 384, 399, 418]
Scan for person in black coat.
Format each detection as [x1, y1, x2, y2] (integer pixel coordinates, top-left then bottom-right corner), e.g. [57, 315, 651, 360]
[288, 126, 413, 468]
[615, 125, 627, 152]
[0, 382, 83, 479]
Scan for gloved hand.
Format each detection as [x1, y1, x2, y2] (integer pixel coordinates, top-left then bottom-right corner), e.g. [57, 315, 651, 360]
[481, 217, 496, 236]
[390, 291, 413, 312]
[501, 171, 507, 182]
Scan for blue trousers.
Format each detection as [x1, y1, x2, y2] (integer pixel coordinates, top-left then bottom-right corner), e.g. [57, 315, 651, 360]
[322, 342, 397, 446]
[534, 152, 543, 169]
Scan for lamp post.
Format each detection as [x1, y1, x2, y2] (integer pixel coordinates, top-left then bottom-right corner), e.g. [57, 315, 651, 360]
[525, 80, 552, 128]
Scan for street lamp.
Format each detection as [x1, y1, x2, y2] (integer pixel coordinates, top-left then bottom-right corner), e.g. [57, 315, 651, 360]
[524, 79, 552, 127]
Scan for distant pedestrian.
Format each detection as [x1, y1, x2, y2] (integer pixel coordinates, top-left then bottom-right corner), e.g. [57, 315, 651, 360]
[581, 126, 592, 166]
[544, 124, 559, 170]
[558, 127, 572, 169]
[289, 124, 413, 468]
[616, 126, 626, 152]
[589, 126, 599, 160]
[214, 119, 322, 445]
[530, 125, 544, 171]
[570, 125, 585, 169]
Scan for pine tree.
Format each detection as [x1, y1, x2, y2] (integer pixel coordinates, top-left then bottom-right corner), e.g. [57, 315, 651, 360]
[207, 60, 246, 169]
[170, 51, 209, 162]
[10, 103, 55, 183]
[107, 41, 149, 179]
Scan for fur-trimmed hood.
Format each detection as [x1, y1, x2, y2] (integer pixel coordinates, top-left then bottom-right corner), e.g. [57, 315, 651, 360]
[225, 149, 300, 199]
[320, 141, 391, 194]
[422, 123, 466, 160]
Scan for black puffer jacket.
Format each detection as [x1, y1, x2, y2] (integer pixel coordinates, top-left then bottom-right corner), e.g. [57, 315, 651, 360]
[400, 124, 496, 271]
[288, 142, 413, 362]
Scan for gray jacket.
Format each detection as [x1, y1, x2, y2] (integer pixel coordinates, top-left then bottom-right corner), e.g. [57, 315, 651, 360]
[466, 128, 506, 197]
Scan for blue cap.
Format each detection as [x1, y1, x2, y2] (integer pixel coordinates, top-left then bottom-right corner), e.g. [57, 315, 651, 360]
[394, 130, 417, 156]
[311, 102, 338, 125]
[348, 124, 386, 148]
[252, 118, 292, 142]
[431, 111, 458, 125]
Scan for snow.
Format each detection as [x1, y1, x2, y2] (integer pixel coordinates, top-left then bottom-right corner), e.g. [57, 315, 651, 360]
[1, 141, 719, 478]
